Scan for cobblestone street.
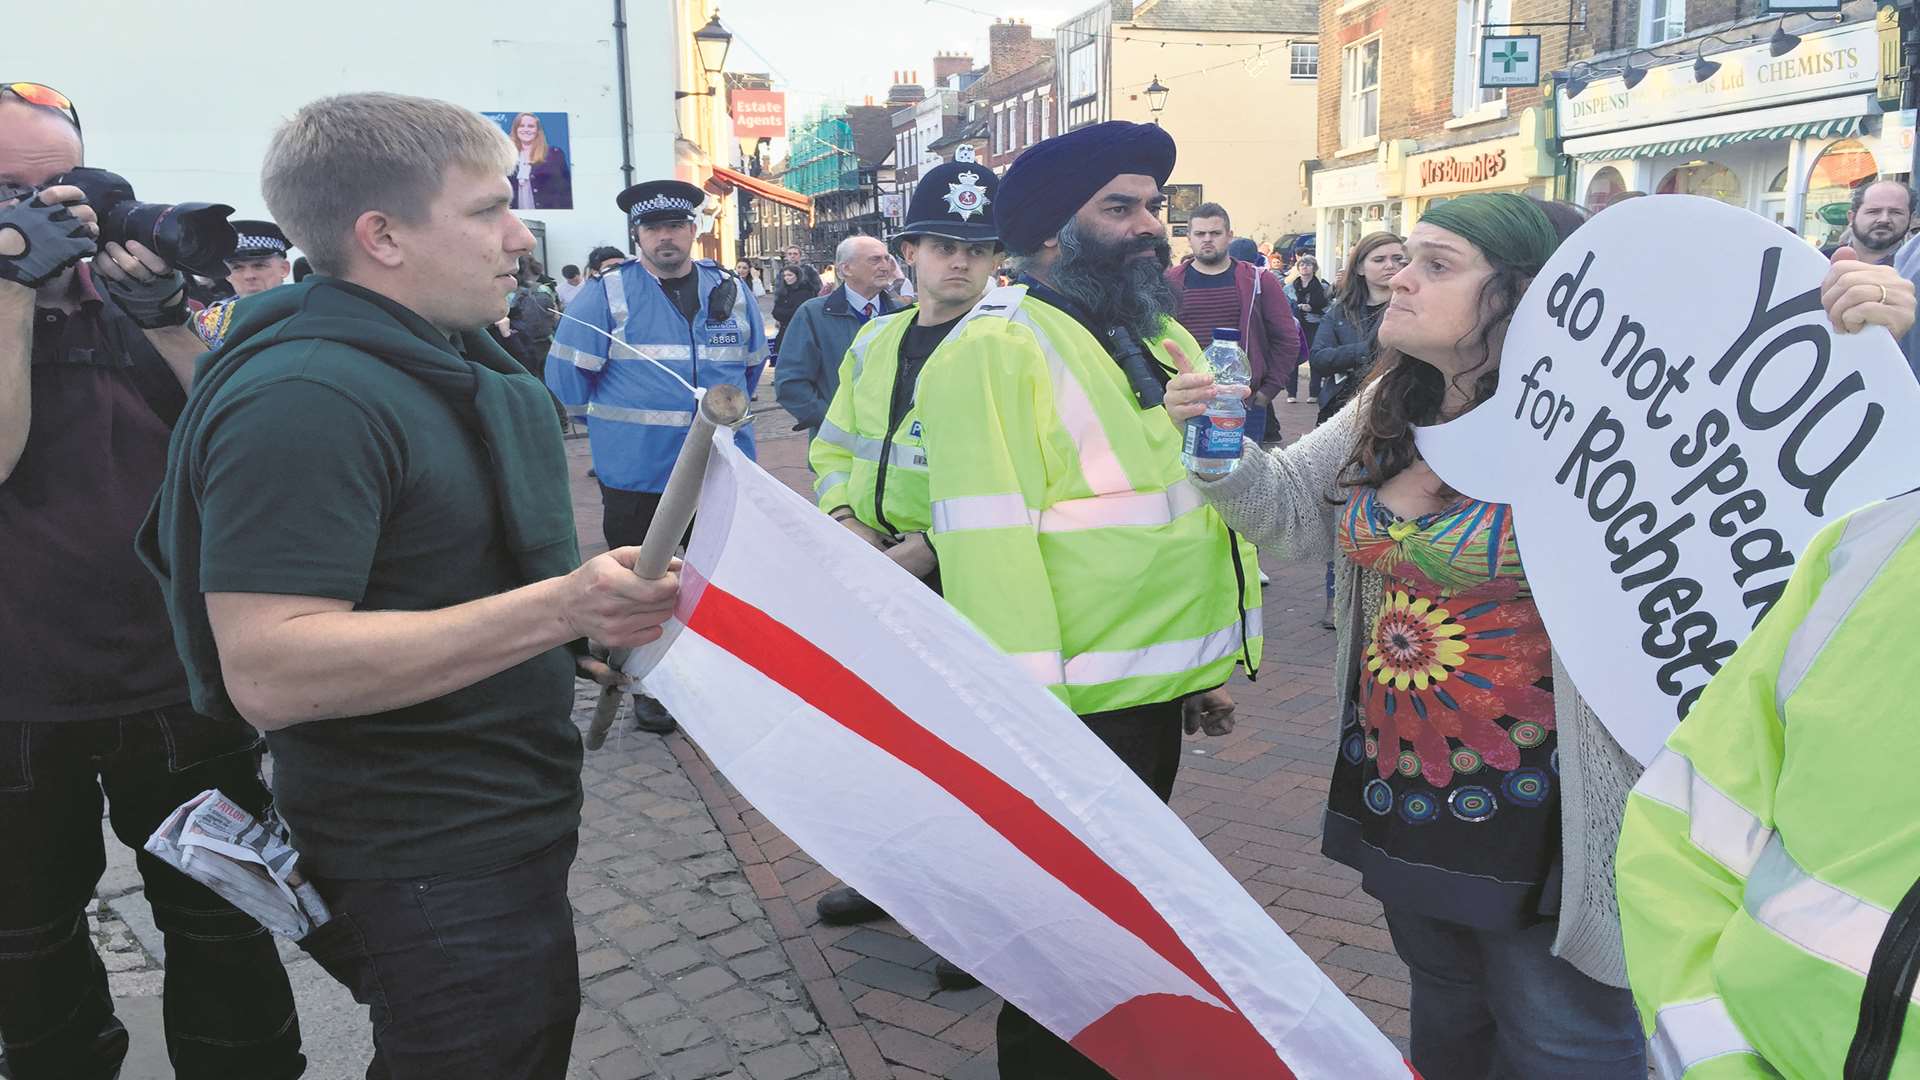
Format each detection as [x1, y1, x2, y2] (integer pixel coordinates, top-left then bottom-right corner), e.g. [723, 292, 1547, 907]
[107, 385, 1408, 1080]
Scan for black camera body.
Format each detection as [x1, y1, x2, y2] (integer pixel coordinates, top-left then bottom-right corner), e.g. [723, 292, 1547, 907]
[49, 167, 237, 279]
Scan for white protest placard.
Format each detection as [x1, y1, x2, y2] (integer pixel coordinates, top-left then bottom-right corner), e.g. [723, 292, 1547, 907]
[1415, 194, 1920, 764]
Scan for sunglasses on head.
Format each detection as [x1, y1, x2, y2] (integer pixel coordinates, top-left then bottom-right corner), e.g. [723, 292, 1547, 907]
[3, 83, 81, 132]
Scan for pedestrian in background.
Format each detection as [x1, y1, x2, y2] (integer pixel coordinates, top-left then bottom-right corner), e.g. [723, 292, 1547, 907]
[1825, 179, 1914, 265]
[1163, 202, 1299, 445]
[735, 259, 767, 299]
[1311, 231, 1404, 423]
[774, 235, 896, 440]
[555, 263, 584, 307]
[780, 244, 821, 296]
[1286, 254, 1332, 402]
[769, 264, 809, 369]
[586, 245, 625, 278]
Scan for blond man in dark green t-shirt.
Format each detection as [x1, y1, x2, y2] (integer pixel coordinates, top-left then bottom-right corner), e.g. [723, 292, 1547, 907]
[142, 92, 680, 1079]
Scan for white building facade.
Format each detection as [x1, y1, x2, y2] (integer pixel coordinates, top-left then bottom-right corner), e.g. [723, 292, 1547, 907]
[21, 0, 703, 275]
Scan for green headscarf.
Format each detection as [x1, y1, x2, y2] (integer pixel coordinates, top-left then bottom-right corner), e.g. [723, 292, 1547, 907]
[1418, 192, 1559, 276]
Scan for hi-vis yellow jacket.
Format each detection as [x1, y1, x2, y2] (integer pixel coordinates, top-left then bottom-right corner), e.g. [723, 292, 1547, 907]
[909, 284, 1263, 715]
[1617, 490, 1920, 1078]
[810, 308, 936, 535]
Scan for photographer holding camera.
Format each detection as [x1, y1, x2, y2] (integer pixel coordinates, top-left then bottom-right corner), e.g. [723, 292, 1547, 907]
[0, 85, 304, 1080]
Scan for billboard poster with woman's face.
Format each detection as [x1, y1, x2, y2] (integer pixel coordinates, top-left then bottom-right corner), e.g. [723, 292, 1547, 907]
[487, 111, 573, 211]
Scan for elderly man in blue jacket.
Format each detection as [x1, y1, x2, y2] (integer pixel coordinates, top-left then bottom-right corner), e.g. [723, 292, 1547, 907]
[773, 234, 895, 440]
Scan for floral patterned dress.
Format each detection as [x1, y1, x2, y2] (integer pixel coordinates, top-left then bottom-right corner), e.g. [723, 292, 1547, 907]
[1322, 488, 1562, 929]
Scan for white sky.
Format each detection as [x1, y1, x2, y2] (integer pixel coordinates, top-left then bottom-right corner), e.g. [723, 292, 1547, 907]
[717, 0, 1080, 120]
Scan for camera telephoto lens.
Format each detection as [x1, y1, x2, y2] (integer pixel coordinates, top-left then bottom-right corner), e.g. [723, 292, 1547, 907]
[48, 167, 237, 278]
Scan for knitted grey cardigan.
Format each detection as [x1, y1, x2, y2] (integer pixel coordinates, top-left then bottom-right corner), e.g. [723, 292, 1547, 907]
[1193, 397, 1641, 988]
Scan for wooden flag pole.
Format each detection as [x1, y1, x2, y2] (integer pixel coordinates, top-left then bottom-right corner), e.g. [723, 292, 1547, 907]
[585, 384, 750, 750]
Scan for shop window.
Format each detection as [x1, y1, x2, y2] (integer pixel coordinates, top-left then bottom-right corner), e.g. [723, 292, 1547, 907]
[1801, 138, 1878, 246]
[1453, 0, 1510, 117]
[1641, 0, 1684, 46]
[1657, 162, 1741, 207]
[1585, 166, 1626, 213]
[1762, 167, 1792, 227]
[1343, 36, 1381, 147]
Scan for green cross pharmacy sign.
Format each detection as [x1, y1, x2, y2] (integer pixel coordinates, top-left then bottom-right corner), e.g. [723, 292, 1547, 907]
[1480, 34, 1540, 89]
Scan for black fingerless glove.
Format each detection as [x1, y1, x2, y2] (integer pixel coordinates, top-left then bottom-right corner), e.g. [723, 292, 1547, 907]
[0, 194, 97, 289]
[100, 267, 190, 329]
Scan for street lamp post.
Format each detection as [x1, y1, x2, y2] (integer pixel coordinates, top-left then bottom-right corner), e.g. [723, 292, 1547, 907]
[676, 11, 733, 99]
[1146, 76, 1170, 123]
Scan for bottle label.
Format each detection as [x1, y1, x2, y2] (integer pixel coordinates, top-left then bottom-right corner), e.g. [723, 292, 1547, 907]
[1184, 414, 1244, 460]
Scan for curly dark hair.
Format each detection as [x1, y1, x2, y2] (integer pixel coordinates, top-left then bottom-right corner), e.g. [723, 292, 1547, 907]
[1337, 198, 1587, 495]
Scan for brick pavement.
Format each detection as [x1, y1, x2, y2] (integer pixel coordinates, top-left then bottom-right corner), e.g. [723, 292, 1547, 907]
[562, 385, 1412, 1078]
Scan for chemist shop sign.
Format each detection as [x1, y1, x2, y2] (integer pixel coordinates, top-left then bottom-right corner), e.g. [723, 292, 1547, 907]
[1559, 20, 1877, 137]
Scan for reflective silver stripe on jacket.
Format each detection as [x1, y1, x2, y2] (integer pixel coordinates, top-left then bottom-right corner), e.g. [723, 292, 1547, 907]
[701, 344, 753, 364]
[611, 343, 693, 362]
[1744, 831, 1912, 997]
[585, 402, 694, 427]
[550, 342, 604, 372]
[1007, 612, 1263, 689]
[1041, 480, 1206, 533]
[1649, 997, 1772, 1080]
[846, 318, 889, 384]
[604, 273, 629, 324]
[816, 418, 924, 470]
[931, 481, 1207, 536]
[1006, 307, 1134, 496]
[931, 493, 1039, 534]
[1776, 493, 1920, 718]
[814, 471, 850, 499]
[1635, 749, 1772, 878]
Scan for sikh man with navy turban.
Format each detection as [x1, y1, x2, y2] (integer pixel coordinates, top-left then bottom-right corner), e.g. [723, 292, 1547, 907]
[907, 121, 1265, 1077]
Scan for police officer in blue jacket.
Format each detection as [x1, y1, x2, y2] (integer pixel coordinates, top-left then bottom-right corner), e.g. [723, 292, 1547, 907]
[548, 179, 767, 733]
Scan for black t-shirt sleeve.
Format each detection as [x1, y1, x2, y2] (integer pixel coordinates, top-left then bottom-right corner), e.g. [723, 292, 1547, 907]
[197, 376, 397, 602]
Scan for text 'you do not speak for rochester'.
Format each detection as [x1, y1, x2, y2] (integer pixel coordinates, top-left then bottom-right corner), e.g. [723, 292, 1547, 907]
[1415, 194, 1920, 764]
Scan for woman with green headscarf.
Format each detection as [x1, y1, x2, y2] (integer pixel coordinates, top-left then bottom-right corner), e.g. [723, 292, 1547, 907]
[1161, 192, 1913, 1079]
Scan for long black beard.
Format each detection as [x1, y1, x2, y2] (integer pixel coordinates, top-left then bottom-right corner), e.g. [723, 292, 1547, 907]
[1047, 219, 1176, 341]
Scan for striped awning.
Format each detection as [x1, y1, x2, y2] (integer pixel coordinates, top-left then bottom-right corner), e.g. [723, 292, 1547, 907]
[1576, 115, 1870, 162]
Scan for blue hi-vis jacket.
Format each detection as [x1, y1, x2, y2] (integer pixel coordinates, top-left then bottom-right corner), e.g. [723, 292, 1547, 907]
[546, 258, 767, 493]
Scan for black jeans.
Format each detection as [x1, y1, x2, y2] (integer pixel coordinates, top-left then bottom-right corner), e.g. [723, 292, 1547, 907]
[0, 709, 302, 1080]
[299, 831, 581, 1080]
[996, 699, 1184, 1080]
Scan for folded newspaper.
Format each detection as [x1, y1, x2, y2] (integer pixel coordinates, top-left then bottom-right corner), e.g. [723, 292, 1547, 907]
[144, 789, 331, 940]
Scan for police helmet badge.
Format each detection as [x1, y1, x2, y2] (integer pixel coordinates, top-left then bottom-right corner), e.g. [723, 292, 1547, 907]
[944, 170, 989, 222]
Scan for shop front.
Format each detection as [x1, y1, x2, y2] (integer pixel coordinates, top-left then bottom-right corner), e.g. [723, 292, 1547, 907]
[1400, 109, 1557, 216]
[1558, 17, 1891, 245]
[1311, 159, 1402, 278]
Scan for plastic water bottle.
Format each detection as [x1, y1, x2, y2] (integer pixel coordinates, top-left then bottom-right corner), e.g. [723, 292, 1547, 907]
[1182, 328, 1249, 478]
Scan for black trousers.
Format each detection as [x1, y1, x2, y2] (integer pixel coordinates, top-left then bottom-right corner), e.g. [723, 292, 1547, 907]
[599, 482, 692, 552]
[996, 698, 1185, 1080]
[298, 831, 581, 1080]
[0, 709, 303, 1080]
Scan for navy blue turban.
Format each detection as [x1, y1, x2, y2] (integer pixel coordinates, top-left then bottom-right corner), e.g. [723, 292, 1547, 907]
[994, 121, 1177, 255]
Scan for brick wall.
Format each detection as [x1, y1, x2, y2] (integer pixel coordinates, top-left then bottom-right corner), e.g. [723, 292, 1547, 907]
[1315, 0, 1587, 163]
[987, 20, 1052, 79]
